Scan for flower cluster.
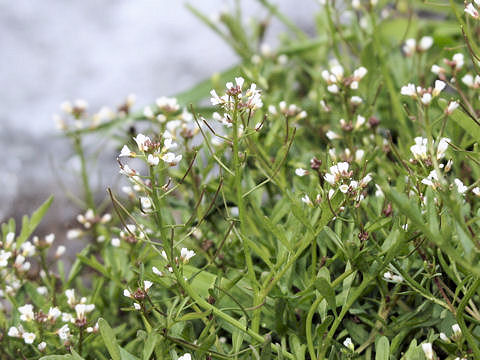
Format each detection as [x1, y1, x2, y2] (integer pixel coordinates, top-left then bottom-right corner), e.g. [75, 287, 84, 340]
[120, 132, 182, 167]
[400, 80, 446, 105]
[402, 36, 433, 57]
[321, 61, 368, 94]
[8, 289, 96, 349]
[210, 77, 263, 112]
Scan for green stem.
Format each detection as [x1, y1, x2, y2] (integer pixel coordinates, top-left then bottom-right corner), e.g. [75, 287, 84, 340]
[232, 99, 259, 332]
[318, 274, 373, 359]
[306, 269, 356, 360]
[457, 278, 480, 357]
[73, 135, 95, 210]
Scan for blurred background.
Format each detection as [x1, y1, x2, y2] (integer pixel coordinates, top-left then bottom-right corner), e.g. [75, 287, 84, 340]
[0, 0, 316, 251]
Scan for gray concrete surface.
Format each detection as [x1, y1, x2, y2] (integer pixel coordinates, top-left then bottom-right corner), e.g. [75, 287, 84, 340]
[0, 0, 317, 249]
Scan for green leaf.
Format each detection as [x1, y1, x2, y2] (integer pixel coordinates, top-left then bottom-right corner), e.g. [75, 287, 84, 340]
[314, 278, 337, 315]
[142, 332, 159, 360]
[98, 318, 121, 360]
[375, 336, 390, 360]
[16, 196, 53, 247]
[40, 356, 72, 360]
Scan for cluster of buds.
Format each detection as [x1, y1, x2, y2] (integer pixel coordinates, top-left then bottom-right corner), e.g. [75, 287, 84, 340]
[324, 162, 372, 200]
[321, 61, 368, 94]
[400, 80, 446, 105]
[119, 132, 182, 167]
[328, 148, 365, 164]
[143, 96, 181, 122]
[67, 209, 112, 241]
[465, 1, 480, 19]
[210, 77, 263, 112]
[268, 101, 307, 120]
[123, 281, 153, 310]
[54, 98, 118, 131]
[119, 224, 146, 244]
[402, 36, 433, 57]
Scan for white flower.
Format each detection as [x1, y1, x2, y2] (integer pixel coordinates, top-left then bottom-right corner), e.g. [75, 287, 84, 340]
[22, 332, 36, 344]
[133, 303, 141, 310]
[119, 145, 134, 158]
[19, 304, 35, 322]
[383, 271, 404, 283]
[55, 245, 66, 258]
[8, 326, 20, 337]
[38, 341, 47, 351]
[0, 250, 12, 267]
[326, 130, 340, 140]
[431, 64, 444, 75]
[421, 343, 434, 360]
[161, 152, 182, 166]
[439, 332, 449, 342]
[436, 138, 450, 159]
[343, 337, 354, 351]
[452, 53, 464, 70]
[155, 96, 179, 112]
[410, 137, 428, 160]
[301, 194, 313, 206]
[327, 84, 339, 93]
[452, 323, 462, 337]
[61, 312, 74, 323]
[48, 307, 62, 321]
[330, 65, 344, 81]
[152, 266, 163, 276]
[339, 184, 349, 193]
[123, 289, 132, 298]
[454, 178, 468, 194]
[473, 187, 480, 196]
[355, 149, 365, 162]
[5, 232, 15, 248]
[143, 106, 154, 119]
[147, 154, 160, 166]
[446, 101, 459, 115]
[421, 93, 432, 105]
[350, 96, 363, 105]
[65, 289, 76, 306]
[465, 3, 479, 19]
[295, 168, 308, 177]
[419, 36, 433, 51]
[133, 134, 151, 152]
[37, 286, 48, 296]
[140, 197, 152, 210]
[353, 66, 368, 80]
[403, 38, 416, 56]
[180, 248, 196, 263]
[144, 280, 153, 291]
[462, 74, 474, 87]
[57, 324, 71, 341]
[111, 238, 120, 247]
[21, 241, 35, 257]
[66, 229, 82, 240]
[432, 80, 446, 97]
[45, 233, 55, 245]
[178, 354, 192, 360]
[400, 83, 416, 97]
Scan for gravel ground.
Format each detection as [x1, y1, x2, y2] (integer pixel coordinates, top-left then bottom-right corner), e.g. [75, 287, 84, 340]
[0, 0, 316, 253]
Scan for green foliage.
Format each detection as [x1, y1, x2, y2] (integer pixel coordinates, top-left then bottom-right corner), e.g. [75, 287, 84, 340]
[2, 0, 480, 359]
